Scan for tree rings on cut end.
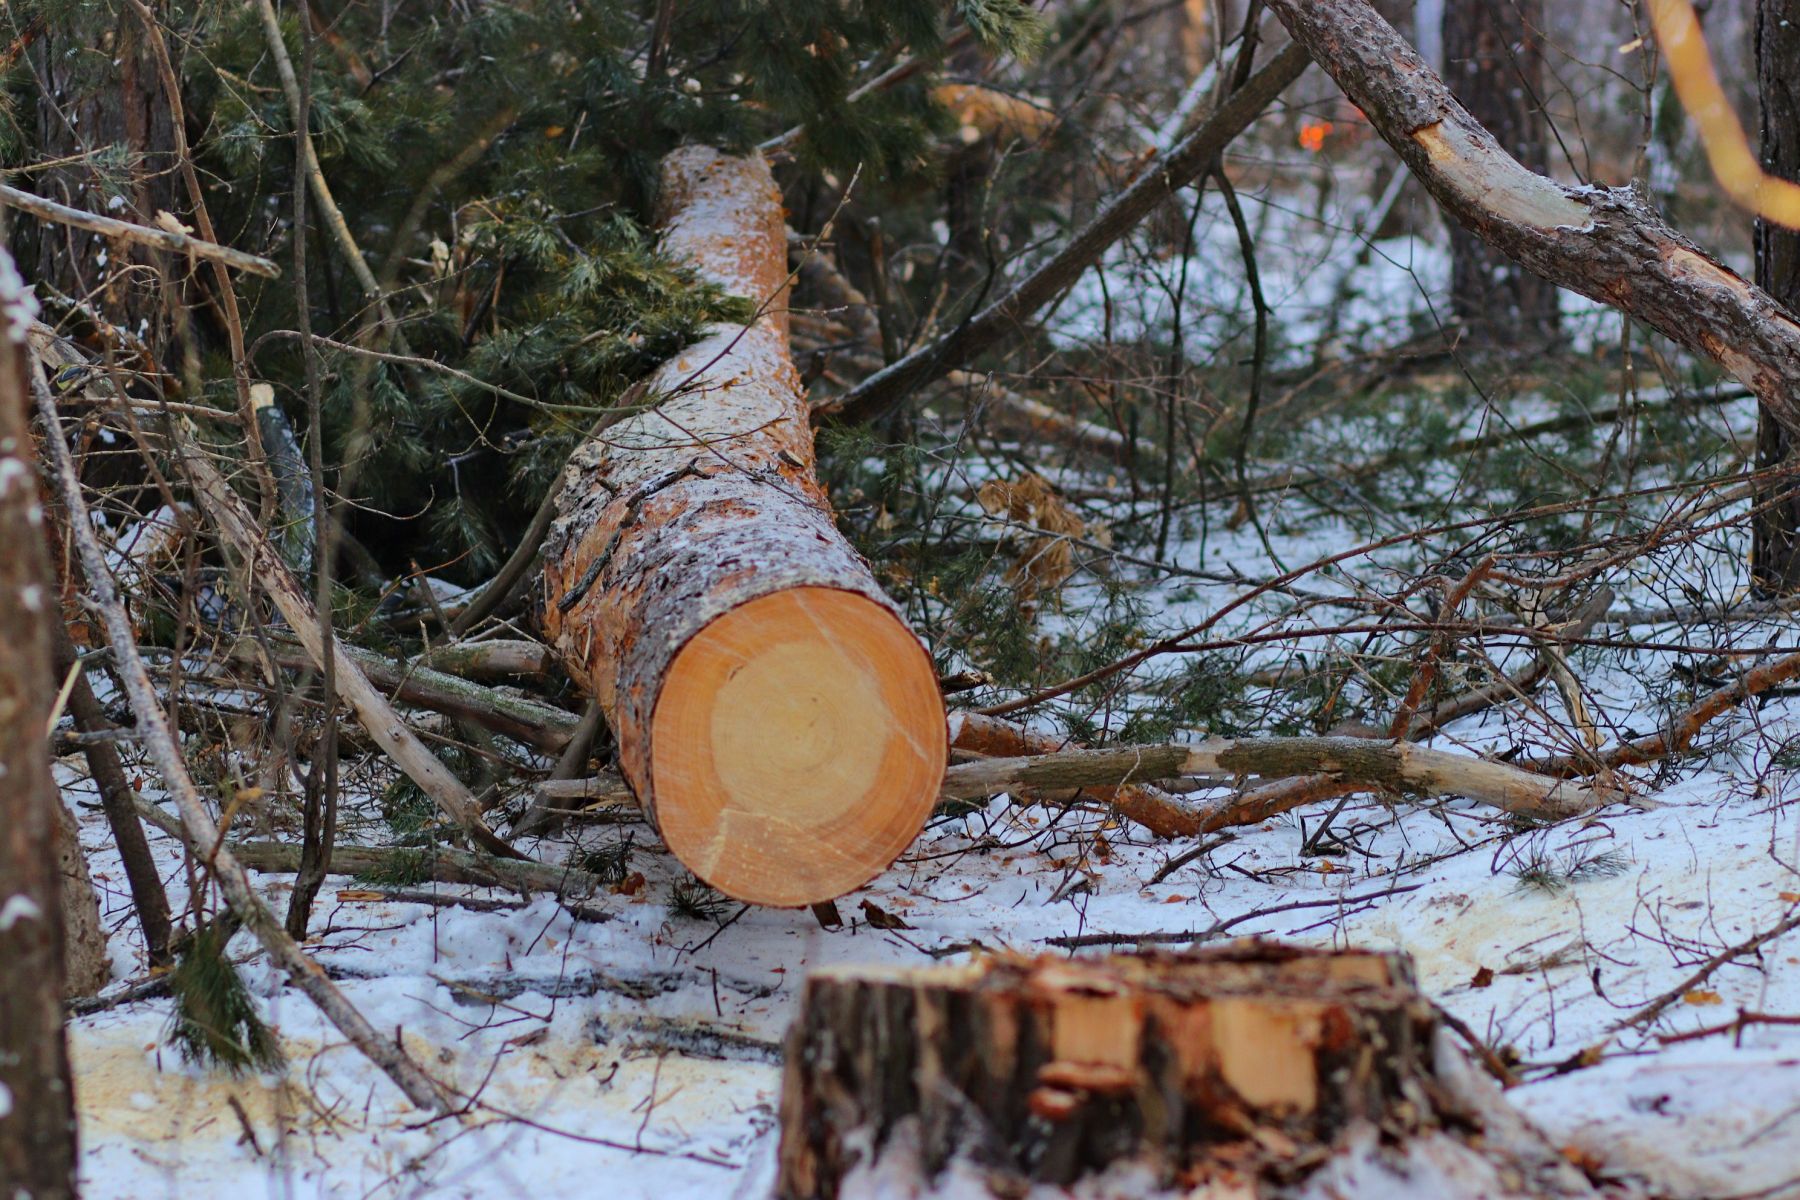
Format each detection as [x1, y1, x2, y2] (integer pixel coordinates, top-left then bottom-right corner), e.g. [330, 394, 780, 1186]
[649, 586, 946, 906]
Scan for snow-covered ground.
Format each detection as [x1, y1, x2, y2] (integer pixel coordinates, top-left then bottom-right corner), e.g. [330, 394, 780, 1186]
[60, 177, 1800, 1199]
[63, 738, 1800, 1198]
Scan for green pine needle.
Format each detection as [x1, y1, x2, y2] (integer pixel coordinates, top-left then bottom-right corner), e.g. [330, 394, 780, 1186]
[166, 923, 285, 1076]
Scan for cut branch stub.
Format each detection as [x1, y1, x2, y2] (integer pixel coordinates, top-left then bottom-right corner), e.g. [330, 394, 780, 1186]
[776, 944, 1443, 1197]
[541, 147, 945, 906]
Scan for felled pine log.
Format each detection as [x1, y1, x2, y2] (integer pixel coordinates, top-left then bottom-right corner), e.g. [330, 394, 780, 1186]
[777, 944, 1600, 1199]
[541, 147, 946, 907]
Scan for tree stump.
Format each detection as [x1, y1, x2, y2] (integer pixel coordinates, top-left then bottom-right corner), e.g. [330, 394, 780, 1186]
[776, 943, 1596, 1198]
[540, 147, 945, 906]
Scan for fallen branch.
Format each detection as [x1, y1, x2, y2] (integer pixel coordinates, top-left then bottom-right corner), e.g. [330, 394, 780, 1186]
[250, 641, 579, 754]
[416, 639, 556, 681]
[132, 797, 603, 896]
[1042, 882, 1425, 947]
[1544, 903, 1800, 1075]
[1404, 586, 1614, 741]
[940, 736, 1626, 823]
[1534, 645, 1800, 776]
[0, 182, 280, 278]
[828, 43, 1308, 426]
[1265, 0, 1800, 437]
[228, 841, 605, 898]
[33, 368, 453, 1116]
[166, 425, 525, 859]
[341, 889, 614, 925]
[950, 710, 1215, 837]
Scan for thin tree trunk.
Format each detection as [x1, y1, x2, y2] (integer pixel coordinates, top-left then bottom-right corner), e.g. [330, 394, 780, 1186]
[25, 1, 176, 345]
[1262, 0, 1800, 437]
[1752, 0, 1800, 593]
[1442, 0, 1561, 345]
[52, 620, 176, 966]
[0, 254, 78, 1200]
[541, 147, 947, 907]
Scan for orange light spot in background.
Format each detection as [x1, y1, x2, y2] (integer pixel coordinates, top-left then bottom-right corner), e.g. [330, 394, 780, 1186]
[1299, 120, 1333, 153]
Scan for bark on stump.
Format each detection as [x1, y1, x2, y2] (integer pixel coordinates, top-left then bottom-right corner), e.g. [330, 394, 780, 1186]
[541, 147, 945, 907]
[776, 944, 1593, 1199]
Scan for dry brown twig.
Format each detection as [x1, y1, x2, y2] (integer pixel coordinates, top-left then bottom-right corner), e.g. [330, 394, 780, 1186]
[31, 366, 455, 1116]
[0, 184, 279, 277]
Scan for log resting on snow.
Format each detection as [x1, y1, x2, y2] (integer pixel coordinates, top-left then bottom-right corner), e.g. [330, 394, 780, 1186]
[541, 147, 945, 907]
[939, 736, 1626, 823]
[1264, 0, 1800, 436]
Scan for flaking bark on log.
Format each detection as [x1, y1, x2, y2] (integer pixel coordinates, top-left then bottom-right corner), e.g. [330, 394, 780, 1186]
[541, 147, 945, 906]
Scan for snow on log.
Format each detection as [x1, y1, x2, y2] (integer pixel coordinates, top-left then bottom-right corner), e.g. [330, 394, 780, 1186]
[1265, 0, 1800, 436]
[540, 147, 946, 907]
[775, 944, 1601, 1198]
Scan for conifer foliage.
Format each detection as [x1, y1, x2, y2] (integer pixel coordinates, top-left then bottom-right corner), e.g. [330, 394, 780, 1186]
[3, 0, 1043, 576]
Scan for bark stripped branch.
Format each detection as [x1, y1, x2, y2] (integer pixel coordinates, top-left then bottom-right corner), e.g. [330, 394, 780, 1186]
[940, 736, 1626, 823]
[0, 183, 279, 277]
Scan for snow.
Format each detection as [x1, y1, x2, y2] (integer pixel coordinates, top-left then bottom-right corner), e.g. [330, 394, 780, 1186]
[57, 717, 1800, 1199]
[53, 155, 1800, 1200]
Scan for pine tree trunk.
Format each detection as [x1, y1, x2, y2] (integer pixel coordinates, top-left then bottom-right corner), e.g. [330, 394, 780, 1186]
[0, 256, 79, 1200]
[775, 945, 1597, 1198]
[540, 148, 946, 907]
[26, 1, 177, 346]
[1442, 0, 1561, 346]
[1752, 0, 1800, 594]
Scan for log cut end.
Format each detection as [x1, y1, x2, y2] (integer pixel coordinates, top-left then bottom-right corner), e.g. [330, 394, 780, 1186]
[650, 586, 946, 906]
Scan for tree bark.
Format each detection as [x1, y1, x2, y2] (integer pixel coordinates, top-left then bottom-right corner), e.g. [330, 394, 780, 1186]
[1442, 0, 1561, 345]
[0, 253, 79, 1200]
[1263, 0, 1800, 439]
[25, 1, 177, 345]
[540, 147, 946, 907]
[51, 796, 109, 998]
[775, 945, 1596, 1198]
[1752, 0, 1800, 593]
